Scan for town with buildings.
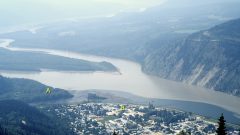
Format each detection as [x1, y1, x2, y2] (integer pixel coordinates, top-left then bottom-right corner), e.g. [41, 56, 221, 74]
[43, 102, 239, 135]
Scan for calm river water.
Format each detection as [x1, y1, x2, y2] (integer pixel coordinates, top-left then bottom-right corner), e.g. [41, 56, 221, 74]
[1, 39, 240, 115]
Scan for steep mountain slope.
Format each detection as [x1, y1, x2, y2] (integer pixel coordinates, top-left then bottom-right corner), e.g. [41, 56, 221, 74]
[0, 75, 73, 103]
[142, 18, 240, 96]
[0, 100, 75, 135]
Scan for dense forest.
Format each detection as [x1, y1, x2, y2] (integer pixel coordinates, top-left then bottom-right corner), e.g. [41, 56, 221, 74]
[0, 75, 72, 103]
[0, 100, 76, 135]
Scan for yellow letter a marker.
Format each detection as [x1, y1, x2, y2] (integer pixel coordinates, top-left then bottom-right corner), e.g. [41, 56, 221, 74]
[45, 87, 52, 94]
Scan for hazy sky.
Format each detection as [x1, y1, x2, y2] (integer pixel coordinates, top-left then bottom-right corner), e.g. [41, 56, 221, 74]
[0, 0, 166, 28]
[1, 0, 236, 29]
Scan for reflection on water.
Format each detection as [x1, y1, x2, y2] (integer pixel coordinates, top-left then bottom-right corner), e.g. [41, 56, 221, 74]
[1, 39, 240, 115]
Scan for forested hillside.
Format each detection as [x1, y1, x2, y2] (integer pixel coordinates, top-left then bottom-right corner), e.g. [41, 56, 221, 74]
[0, 100, 75, 135]
[0, 75, 73, 103]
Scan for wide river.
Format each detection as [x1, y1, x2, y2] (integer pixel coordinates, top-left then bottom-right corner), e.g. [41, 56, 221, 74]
[1, 39, 240, 115]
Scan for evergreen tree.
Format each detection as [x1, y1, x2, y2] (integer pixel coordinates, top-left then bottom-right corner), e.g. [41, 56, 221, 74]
[0, 125, 11, 135]
[113, 130, 118, 135]
[177, 130, 188, 135]
[0, 125, 4, 135]
[216, 113, 227, 135]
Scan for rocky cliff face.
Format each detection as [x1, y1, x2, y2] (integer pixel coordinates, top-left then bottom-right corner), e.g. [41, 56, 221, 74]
[142, 19, 240, 96]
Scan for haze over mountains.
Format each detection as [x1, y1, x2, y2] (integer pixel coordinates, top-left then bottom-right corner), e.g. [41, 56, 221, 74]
[1, 0, 240, 97]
